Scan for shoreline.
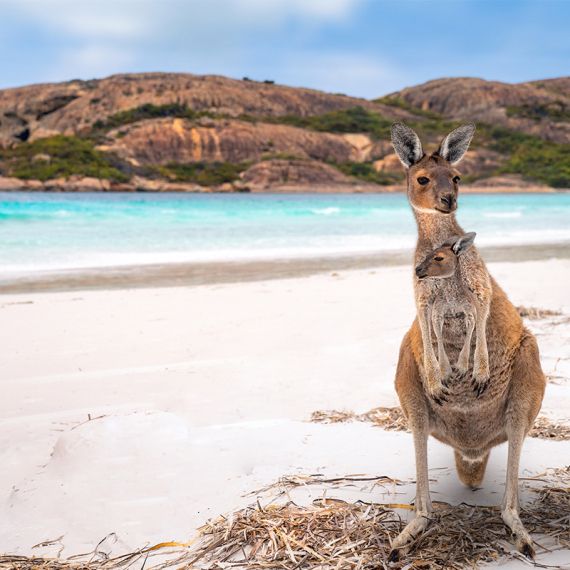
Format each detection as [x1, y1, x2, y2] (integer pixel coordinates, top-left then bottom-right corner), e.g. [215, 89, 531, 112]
[1, 241, 569, 294]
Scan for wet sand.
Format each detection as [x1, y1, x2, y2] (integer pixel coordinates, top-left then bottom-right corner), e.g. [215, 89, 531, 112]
[1, 242, 569, 294]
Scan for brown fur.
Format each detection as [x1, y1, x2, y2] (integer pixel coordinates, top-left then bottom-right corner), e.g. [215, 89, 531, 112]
[389, 124, 546, 562]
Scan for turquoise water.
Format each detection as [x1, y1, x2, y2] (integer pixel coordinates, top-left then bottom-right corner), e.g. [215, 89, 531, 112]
[1, 192, 570, 275]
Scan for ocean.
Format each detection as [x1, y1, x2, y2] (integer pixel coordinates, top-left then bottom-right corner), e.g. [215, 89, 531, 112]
[1, 192, 569, 276]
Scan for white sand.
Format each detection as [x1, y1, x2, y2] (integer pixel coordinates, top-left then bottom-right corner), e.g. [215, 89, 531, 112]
[1, 259, 570, 568]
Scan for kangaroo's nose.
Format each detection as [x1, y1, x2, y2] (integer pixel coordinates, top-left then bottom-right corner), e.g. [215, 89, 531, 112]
[440, 194, 456, 208]
[415, 266, 426, 278]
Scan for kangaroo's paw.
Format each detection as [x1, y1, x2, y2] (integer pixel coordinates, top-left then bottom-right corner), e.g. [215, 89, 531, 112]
[424, 357, 449, 404]
[440, 360, 453, 386]
[389, 512, 432, 562]
[428, 380, 449, 406]
[471, 354, 490, 397]
[472, 369, 489, 398]
[455, 354, 469, 377]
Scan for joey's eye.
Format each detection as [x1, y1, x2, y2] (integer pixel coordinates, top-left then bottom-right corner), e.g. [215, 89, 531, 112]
[453, 176, 461, 183]
[434, 256, 444, 261]
[417, 177, 429, 185]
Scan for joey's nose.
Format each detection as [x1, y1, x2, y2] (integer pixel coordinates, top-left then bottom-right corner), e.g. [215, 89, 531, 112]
[415, 266, 426, 279]
[440, 194, 456, 209]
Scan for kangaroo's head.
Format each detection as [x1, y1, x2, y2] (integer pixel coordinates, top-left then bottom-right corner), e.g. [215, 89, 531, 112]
[415, 232, 476, 279]
[391, 123, 475, 216]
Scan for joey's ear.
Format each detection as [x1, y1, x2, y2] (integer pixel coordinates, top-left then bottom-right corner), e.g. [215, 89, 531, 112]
[391, 123, 424, 169]
[452, 232, 476, 255]
[436, 123, 475, 165]
[441, 235, 461, 248]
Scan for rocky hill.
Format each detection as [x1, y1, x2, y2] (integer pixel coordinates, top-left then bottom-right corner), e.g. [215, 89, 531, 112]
[389, 77, 570, 144]
[0, 72, 568, 192]
[0, 72, 416, 144]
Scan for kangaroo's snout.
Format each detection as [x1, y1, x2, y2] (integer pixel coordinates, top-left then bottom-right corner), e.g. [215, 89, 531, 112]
[440, 193, 456, 210]
[415, 265, 427, 279]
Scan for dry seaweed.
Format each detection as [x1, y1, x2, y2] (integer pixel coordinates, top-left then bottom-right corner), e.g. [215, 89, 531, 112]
[529, 416, 570, 441]
[310, 408, 410, 433]
[6, 468, 570, 570]
[516, 306, 562, 320]
[311, 407, 570, 441]
[243, 474, 406, 499]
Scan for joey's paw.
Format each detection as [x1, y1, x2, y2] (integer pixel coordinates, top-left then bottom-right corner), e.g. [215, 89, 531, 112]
[472, 372, 489, 398]
[473, 357, 489, 382]
[429, 382, 449, 406]
[473, 381, 489, 398]
[440, 365, 453, 386]
[455, 358, 469, 378]
[455, 368, 469, 382]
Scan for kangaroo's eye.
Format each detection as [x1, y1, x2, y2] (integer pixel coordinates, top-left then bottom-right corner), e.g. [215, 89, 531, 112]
[417, 177, 429, 185]
[434, 256, 444, 261]
[453, 176, 461, 183]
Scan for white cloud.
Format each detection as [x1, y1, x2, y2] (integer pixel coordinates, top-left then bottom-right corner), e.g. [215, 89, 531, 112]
[0, 0, 402, 96]
[3, 0, 151, 39]
[4, 0, 361, 40]
[232, 0, 359, 21]
[277, 53, 409, 99]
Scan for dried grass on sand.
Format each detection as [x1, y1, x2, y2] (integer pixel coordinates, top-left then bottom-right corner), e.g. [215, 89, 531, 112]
[311, 407, 570, 441]
[5, 468, 570, 570]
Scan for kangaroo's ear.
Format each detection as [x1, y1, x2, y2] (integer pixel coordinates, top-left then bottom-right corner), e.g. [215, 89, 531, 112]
[441, 235, 461, 248]
[391, 123, 424, 169]
[452, 232, 476, 255]
[436, 123, 475, 165]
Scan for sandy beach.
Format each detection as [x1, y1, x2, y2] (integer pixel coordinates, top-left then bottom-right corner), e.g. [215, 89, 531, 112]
[1, 254, 570, 569]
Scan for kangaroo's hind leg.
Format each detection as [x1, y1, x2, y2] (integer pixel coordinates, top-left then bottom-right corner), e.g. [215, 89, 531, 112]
[390, 330, 434, 561]
[500, 332, 545, 558]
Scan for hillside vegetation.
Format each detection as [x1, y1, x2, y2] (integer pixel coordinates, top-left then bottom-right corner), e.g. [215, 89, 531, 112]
[0, 72, 569, 190]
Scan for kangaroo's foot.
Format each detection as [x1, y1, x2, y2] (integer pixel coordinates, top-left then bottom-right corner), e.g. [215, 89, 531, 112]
[389, 511, 432, 562]
[501, 505, 535, 559]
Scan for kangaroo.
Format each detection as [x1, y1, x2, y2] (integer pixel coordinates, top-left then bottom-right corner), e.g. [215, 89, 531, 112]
[388, 123, 545, 561]
[415, 232, 478, 394]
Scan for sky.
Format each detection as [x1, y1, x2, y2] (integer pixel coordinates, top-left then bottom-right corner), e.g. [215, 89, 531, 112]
[0, 0, 569, 99]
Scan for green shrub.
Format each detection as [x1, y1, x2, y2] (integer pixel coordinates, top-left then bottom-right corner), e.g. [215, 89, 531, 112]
[0, 136, 130, 182]
[506, 101, 570, 122]
[260, 153, 306, 161]
[327, 159, 405, 185]
[498, 142, 570, 188]
[93, 102, 200, 130]
[257, 106, 394, 140]
[155, 161, 250, 186]
[373, 96, 443, 120]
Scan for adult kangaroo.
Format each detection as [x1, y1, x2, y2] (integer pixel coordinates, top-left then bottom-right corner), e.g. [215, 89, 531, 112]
[389, 123, 545, 561]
